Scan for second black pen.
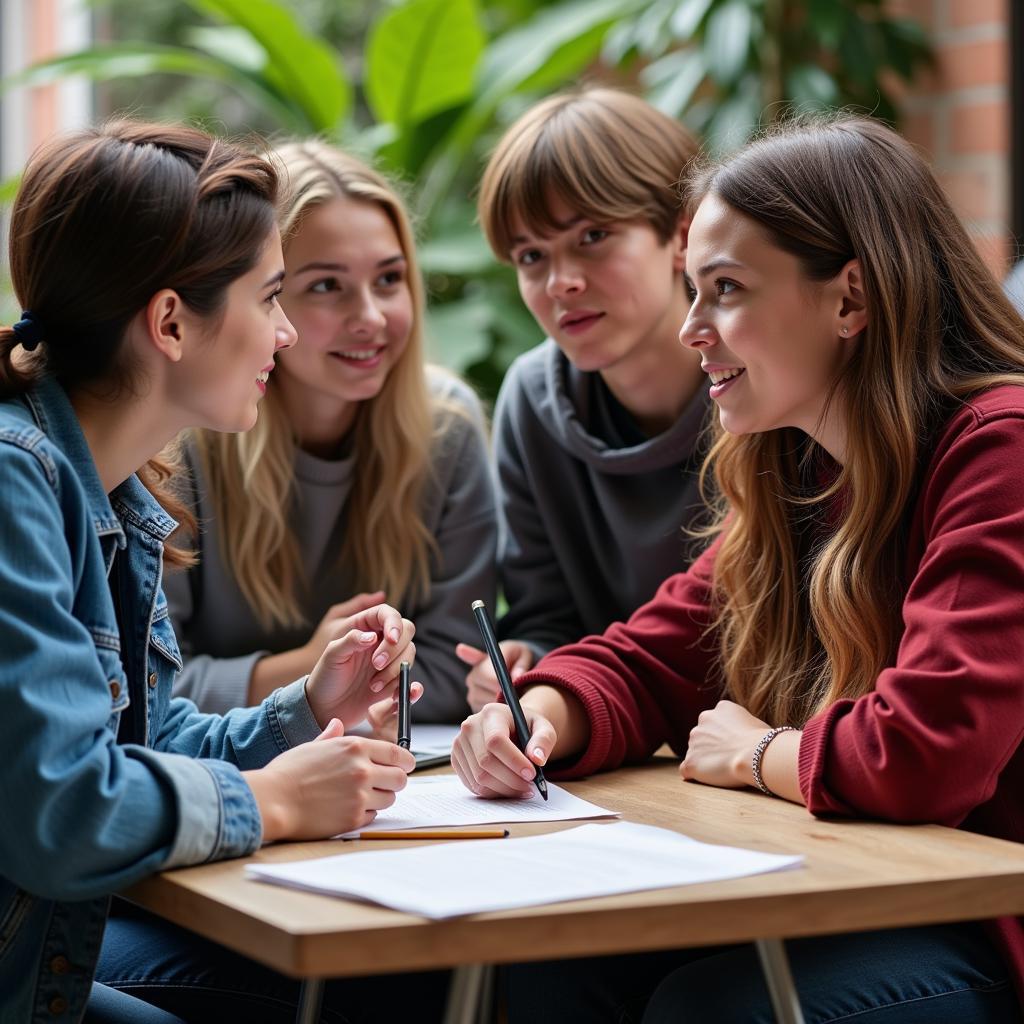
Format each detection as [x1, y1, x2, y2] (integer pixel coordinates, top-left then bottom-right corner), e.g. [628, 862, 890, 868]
[471, 599, 548, 800]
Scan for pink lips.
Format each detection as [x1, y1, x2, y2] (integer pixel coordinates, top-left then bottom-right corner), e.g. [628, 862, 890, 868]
[558, 309, 605, 335]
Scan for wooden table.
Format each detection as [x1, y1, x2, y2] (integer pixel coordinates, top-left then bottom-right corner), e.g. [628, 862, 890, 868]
[122, 759, 1024, 1023]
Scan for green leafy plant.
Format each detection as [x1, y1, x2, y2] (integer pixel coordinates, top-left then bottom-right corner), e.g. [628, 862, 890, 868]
[3, 0, 930, 401]
[606, 0, 932, 154]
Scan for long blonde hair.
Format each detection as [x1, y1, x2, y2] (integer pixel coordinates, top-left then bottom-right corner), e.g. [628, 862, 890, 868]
[686, 115, 1024, 726]
[192, 141, 443, 629]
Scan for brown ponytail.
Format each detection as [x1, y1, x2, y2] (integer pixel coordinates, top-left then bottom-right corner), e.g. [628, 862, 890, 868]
[3, 120, 280, 565]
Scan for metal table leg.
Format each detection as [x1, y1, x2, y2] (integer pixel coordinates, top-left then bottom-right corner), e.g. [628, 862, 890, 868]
[443, 963, 492, 1024]
[296, 978, 325, 1024]
[755, 939, 806, 1024]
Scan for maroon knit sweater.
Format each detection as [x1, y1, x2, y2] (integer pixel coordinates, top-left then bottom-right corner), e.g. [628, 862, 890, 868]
[518, 386, 1024, 1003]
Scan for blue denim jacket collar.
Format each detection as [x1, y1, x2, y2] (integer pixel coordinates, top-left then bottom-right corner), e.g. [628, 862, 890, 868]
[23, 375, 178, 549]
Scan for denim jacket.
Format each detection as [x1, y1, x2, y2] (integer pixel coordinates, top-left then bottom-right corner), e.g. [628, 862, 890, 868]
[0, 377, 321, 1023]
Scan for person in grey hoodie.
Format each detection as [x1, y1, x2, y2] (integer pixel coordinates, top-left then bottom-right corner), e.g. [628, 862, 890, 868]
[167, 142, 496, 726]
[457, 88, 710, 710]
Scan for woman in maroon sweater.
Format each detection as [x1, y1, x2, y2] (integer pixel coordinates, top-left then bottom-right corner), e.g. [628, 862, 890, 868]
[453, 116, 1024, 1022]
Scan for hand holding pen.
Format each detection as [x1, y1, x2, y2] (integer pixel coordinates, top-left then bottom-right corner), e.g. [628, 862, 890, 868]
[467, 600, 548, 800]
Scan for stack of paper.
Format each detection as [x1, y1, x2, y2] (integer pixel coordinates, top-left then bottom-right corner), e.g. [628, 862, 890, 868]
[246, 821, 804, 918]
[345, 776, 618, 835]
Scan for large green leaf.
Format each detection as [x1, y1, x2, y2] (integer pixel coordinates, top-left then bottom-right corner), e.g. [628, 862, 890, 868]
[670, 0, 716, 40]
[419, 228, 495, 275]
[0, 42, 306, 129]
[366, 0, 485, 127]
[704, 0, 754, 86]
[185, 0, 350, 132]
[786, 64, 839, 108]
[426, 293, 494, 370]
[641, 47, 706, 118]
[417, 0, 641, 220]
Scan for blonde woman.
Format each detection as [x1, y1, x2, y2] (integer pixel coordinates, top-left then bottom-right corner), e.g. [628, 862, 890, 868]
[166, 142, 496, 724]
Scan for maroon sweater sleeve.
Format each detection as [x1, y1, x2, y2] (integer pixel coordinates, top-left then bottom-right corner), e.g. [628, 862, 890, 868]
[514, 540, 723, 779]
[799, 397, 1024, 824]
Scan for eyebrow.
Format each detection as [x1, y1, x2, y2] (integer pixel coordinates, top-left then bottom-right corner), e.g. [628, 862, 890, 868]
[510, 214, 584, 247]
[292, 255, 406, 275]
[262, 270, 286, 289]
[694, 259, 746, 277]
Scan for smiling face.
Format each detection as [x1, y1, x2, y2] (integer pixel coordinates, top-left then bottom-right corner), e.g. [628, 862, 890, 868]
[509, 194, 688, 376]
[177, 228, 296, 433]
[681, 193, 857, 459]
[275, 197, 414, 447]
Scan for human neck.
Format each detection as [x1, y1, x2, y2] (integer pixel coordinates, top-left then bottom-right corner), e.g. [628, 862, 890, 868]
[600, 306, 705, 436]
[71, 387, 178, 494]
[276, 378, 358, 460]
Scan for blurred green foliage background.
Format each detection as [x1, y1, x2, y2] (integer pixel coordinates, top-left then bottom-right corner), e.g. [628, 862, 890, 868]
[2, 0, 930, 404]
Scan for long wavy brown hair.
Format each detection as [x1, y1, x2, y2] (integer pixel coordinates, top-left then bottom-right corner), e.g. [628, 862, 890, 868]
[686, 115, 1024, 726]
[0, 120, 280, 566]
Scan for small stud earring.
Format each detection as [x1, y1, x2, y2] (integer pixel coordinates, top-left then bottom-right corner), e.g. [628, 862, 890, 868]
[841, 326, 849, 336]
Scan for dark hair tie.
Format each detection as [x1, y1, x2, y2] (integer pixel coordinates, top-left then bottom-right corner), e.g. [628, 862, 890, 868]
[12, 311, 44, 352]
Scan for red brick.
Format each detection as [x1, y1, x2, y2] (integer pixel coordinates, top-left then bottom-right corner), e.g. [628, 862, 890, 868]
[937, 168, 1001, 222]
[900, 110, 937, 156]
[937, 38, 1008, 90]
[949, 101, 1009, 154]
[948, 0, 1006, 30]
[885, 0, 936, 30]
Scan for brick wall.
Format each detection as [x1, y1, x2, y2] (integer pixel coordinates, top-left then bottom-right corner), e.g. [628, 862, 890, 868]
[888, 0, 1013, 278]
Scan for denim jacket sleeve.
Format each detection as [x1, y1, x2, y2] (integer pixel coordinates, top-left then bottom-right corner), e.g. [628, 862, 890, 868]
[0, 443, 279, 901]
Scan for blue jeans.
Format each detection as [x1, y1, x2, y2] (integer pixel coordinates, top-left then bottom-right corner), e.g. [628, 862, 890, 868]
[94, 903, 449, 1023]
[507, 922, 1020, 1023]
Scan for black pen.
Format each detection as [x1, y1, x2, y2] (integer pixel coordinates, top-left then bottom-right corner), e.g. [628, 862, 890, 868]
[397, 661, 411, 750]
[471, 599, 548, 800]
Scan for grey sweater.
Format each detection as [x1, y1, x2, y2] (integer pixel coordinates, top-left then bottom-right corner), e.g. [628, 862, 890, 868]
[495, 339, 711, 656]
[166, 373, 496, 722]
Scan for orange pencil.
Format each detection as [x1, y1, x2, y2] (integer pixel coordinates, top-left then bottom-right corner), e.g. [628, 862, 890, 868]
[354, 829, 509, 841]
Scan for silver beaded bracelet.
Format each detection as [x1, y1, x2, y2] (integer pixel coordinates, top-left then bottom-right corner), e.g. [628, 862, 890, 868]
[751, 726, 798, 796]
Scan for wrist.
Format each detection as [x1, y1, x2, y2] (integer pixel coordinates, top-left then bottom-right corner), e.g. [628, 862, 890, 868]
[750, 726, 799, 796]
[242, 767, 291, 843]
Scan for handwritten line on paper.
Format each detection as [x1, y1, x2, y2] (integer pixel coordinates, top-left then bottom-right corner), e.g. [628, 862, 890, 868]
[340, 775, 618, 836]
[246, 821, 805, 919]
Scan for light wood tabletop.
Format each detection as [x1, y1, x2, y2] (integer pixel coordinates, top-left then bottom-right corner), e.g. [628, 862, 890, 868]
[122, 757, 1024, 981]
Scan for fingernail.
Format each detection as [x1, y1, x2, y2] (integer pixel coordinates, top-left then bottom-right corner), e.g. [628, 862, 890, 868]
[519, 790, 533, 799]
[370, 680, 384, 693]
[388, 628, 400, 642]
[533, 748, 546, 764]
[520, 767, 534, 780]
[373, 653, 387, 669]
[361, 632, 376, 642]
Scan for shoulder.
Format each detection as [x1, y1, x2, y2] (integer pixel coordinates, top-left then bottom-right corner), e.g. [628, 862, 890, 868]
[0, 397, 65, 495]
[426, 364, 486, 423]
[935, 385, 1024, 451]
[919, 384, 1024, 513]
[424, 365, 489, 465]
[499, 339, 557, 400]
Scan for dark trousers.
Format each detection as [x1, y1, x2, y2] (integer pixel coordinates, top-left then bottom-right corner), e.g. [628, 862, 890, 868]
[507, 922, 1020, 1023]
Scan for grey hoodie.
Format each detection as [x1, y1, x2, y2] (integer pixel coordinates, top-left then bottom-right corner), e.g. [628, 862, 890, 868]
[495, 339, 711, 656]
[166, 372, 496, 722]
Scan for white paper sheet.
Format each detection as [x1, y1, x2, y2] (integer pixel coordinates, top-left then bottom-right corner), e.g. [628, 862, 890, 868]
[408, 723, 461, 754]
[340, 775, 618, 836]
[246, 821, 804, 918]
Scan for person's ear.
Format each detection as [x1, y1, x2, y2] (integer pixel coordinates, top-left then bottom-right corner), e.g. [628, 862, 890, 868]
[671, 215, 690, 273]
[835, 258, 868, 340]
[144, 289, 188, 363]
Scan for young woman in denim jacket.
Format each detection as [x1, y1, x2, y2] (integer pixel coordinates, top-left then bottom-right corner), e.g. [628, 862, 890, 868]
[0, 122, 444, 1024]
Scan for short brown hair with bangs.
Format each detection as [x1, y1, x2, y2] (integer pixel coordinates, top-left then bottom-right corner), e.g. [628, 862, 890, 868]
[478, 87, 699, 259]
